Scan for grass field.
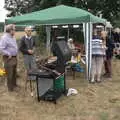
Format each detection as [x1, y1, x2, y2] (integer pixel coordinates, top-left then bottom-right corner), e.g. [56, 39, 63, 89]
[0, 32, 120, 120]
[0, 53, 120, 120]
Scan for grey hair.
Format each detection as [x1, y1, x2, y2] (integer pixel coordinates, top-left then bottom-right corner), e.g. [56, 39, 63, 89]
[24, 26, 32, 31]
[5, 24, 15, 33]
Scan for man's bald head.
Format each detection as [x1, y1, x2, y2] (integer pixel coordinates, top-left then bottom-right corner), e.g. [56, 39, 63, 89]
[24, 26, 32, 37]
[25, 26, 32, 32]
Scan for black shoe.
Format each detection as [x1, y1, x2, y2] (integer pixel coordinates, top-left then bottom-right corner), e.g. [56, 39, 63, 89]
[102, 73, 108, 77]
[14, 85, 20, 88]
[8, 88, 14, 92]
[16, 74, 20, 78]
[89, 81, 95, 84]
[96, 80, 101, 83]
[14, 86, 20, 92]
[103, 74, 112, 78]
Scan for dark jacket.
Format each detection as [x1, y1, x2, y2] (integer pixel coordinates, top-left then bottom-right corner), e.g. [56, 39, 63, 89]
[19, 36, 35, 55]
[113, 32, 120, 43]
[106, 36, 115, 59]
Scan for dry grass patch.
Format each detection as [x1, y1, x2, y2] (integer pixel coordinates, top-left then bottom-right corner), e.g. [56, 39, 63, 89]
[0, 52, 120, 120]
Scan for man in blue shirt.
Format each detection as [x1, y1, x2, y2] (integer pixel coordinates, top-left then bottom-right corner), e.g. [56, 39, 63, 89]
[0, 24, 18, 91]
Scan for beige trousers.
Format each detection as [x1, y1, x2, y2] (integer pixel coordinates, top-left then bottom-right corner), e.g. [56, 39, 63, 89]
[91, 56, 104, 82]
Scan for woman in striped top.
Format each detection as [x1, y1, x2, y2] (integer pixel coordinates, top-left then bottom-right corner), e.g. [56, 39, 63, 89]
[91, 30, 107, 83]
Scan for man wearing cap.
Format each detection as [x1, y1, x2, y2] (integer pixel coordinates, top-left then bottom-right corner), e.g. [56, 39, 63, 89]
[0, 24, 18, 91]
[19, 26, 36, 81]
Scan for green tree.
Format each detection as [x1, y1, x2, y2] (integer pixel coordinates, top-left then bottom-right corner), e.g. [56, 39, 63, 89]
[5, 0, 35, 16]
[5, 0, 120, 25]
[87, 0, 120, 22]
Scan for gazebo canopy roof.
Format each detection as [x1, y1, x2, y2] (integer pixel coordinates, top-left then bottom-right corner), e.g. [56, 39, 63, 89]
[6, 5, 106, 26]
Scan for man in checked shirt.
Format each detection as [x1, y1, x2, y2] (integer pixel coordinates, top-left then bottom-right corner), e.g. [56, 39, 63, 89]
[0, 24, 18, 92]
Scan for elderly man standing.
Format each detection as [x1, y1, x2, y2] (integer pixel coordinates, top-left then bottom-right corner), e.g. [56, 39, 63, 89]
[0, 24, 18, 91]
[19, 26, 36, 81]
[19, 26, 36, 95]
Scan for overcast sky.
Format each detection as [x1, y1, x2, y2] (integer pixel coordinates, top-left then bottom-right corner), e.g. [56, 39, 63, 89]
[0, 0, 9, 22]
[0, 0, 5, 9]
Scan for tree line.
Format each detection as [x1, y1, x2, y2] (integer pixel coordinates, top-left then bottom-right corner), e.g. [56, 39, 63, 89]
[5, 0, 120, 26]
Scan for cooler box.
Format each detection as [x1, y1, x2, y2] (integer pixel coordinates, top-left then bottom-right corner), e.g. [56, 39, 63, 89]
[54, 75, 64, 90]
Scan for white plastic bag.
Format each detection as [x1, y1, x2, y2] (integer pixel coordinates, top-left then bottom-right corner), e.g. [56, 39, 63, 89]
[67, 88, 78, 96]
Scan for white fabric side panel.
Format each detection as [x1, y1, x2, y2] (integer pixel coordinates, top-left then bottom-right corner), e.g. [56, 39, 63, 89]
[83, 23, 92, 81]
[86, 23, 89, 81]
[83, 23, 89, 80]
[46, 26, 51, 52]
[67, 27, 70, 40]
[83, 23, 86, 39]
[88, 23, 92, 81]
